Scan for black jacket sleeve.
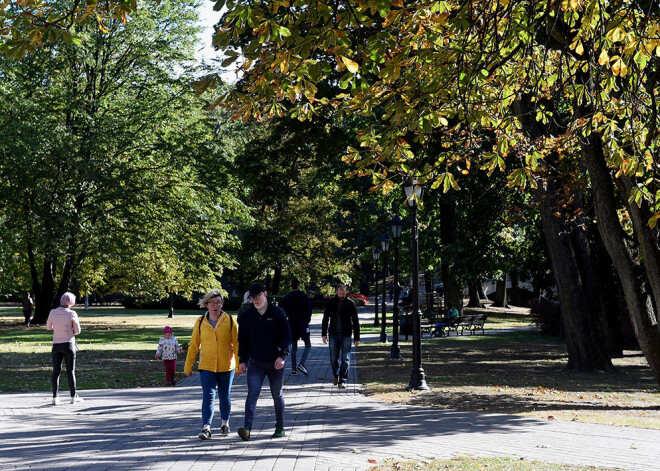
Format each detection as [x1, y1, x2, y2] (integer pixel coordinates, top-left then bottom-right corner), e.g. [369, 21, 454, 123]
[277, 308, 292, 359]
[350, 301, 360, 341]
[321, 300, 332, 337]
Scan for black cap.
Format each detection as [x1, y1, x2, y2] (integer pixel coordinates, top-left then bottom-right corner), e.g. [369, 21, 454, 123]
[248, 282, 267, 298]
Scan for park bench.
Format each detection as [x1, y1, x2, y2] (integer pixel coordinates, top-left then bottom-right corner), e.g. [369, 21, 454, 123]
[445, 314, 488, 336]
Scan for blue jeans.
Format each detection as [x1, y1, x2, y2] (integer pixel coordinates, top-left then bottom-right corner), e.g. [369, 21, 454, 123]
[328, 334, 352, 384]
[244, 358, 284, 429]
[199, 369, 235, 426]
[291, 330, 311, 370]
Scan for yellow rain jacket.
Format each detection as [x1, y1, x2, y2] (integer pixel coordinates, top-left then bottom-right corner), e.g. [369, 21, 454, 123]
[184, 312, 239, 374]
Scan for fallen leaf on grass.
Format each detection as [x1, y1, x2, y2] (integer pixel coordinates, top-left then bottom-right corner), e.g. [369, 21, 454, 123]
[367, 459, 377, 463]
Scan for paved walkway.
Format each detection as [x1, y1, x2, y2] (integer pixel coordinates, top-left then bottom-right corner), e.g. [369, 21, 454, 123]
[1, 304, 659, 470]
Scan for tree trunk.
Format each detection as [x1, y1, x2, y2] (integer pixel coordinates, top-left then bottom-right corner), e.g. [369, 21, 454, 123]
[31, 257, 58, 324]
[272, 264, 282, 295]
[493, 275, 509, 308]
[440, 195, 463, 313]
[579, 128, 660, 382]
[477, 280, 487, 301]
[514, 96, 614, 372]
[467, 279, 484, 308]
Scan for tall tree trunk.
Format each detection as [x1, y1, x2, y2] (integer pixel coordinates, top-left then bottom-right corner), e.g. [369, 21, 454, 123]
[477, 280, 487, 301]
[493, 275, 509, 308]
[32, 256, 58, 324]
[579, 128, 660, 382]
[467, 279, 484, 308]
[515, 97, 614, 372]
[272, 264, 282, 295]
[440, 196, 463, 313]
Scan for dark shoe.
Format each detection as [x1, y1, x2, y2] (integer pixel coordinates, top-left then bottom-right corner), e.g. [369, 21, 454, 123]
[338, 382, 347, 389]
[238, 427, 250, 441]
[297, 364, 309, 376]
[291, 369, 298, 375]
[171, 380, 176, 386]
[166, 381, 172, 386]
[198, 428, 211, 440]
[272, 426, 285, 438]
[220, 425, 230, 435]
[332, 376, 339, 386]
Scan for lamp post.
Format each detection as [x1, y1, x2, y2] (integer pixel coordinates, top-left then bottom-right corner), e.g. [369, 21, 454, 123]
[389, 216, 403, 359]
[380, 235, 390, 343]
[404, 179, 429, 391]
[372, 247, 380, 327]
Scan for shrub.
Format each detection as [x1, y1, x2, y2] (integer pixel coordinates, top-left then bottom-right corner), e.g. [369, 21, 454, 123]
[529, 298, 561, 336]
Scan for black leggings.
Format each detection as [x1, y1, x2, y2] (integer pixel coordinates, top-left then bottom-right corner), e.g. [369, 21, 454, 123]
[52, 342, 76, 397]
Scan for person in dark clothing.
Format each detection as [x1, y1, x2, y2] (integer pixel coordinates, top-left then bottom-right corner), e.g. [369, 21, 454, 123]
[237, 282, 292, 441]
[321, 284, 360, 389]
[280, 280, 312, 376]
[21, 292, 34, 326]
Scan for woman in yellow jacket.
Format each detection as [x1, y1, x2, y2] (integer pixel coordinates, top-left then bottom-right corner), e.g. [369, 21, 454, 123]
[184, 289, 239, 440]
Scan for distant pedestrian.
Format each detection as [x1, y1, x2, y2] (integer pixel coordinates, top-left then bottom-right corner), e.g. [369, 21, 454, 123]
[154, 326, 183, 386]
[21, 292, 34, 326]
[237, 291, 252, 324]
[237, 282, 292, 441]
[321, 284, 360, 389]
[184, 289, 239, 440]
[280, 280, 312, 376]
[46, 292, 82, 405]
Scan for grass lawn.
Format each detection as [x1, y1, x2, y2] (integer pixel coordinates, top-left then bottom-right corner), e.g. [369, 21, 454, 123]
[0, 311, 206, 392]
[356, 307, 660, 430]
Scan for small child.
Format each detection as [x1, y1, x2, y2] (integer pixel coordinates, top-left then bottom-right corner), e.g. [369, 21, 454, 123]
[155, 326, 183, 386]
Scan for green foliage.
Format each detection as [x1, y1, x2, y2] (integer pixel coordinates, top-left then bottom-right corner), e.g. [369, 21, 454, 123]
[0, 0, 246, 304]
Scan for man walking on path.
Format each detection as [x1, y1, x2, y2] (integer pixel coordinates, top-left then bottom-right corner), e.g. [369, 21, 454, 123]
[237, 282, 292, 441]
[322, 284, 360, 389]
[280, 280, 312, 376]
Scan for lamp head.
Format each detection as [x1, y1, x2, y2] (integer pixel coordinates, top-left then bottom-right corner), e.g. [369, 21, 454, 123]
[380, 235, 391, 253]
[390, 215, 403, 240]
[403, 179, 424, 208]
[372, 247, 381, 261]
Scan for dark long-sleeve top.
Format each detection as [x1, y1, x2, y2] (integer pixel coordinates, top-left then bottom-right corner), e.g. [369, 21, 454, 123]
[280, 290, 312, 340]
[238, 302, 292, 364]
[321, 296, 360, 341]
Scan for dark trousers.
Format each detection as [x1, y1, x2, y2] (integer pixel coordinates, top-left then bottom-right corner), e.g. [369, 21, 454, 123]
[163, 359, 176, 383]
[329, 334, 352, 383]
[290, 330, 311, 370]
[52, 342, 76, 397]
[23, 308, 32, 326]
[244, 358, 284, 430]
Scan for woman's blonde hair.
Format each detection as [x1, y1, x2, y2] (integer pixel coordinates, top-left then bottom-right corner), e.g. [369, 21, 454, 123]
[198, 289, 224, 308]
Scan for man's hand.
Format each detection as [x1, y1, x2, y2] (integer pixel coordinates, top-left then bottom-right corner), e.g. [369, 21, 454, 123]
[185, 372, 191, 378]
[354, 340, 360, 347]
[275, 357, 285, 370]
[239, 363, 247, 374]
[154, 353, 160, 359]
[322, 335, 328, 344]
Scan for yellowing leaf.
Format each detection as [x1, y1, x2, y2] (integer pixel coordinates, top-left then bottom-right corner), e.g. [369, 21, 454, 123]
[598, 48, 609, 66]
[341, 56, 359, 74]
[575, 41, 584, 56]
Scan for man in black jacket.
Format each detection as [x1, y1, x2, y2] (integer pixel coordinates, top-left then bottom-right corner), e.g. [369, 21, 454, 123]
[237, 282, 292, 440]
[281, 280, 312, 376]
[321, 284, 360, 389]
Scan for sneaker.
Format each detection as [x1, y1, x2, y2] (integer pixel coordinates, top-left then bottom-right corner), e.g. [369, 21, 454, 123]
[238, 427, 250, 441]
[198, 428, 212, 440]
[291, 370, 298, 376]
[332, 376, 339, 386]
[338, 382, 347, 389]
[52, 397, 60, 405]
[165, 381, 172, 386]
[272, 426, 285, 438]
[171, 380, 176, 386]
[220, 424, 230, 436]
[297, 364, 309, 376]
[70, 394, 84, 404]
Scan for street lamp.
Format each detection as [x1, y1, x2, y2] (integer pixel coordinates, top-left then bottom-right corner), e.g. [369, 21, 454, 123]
[372, 247, 380, 327]
[389, 216, 403, 359]
[380, 235, 390, 343]
[403, 179, 429, 391]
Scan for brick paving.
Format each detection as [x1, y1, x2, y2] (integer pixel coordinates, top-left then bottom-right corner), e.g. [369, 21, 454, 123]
[1, 306, 659, 470]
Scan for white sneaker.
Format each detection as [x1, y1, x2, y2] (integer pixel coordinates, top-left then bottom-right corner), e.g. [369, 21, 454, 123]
[52, 397, 60, 405]
[70, 394, 84, 404]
